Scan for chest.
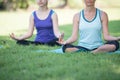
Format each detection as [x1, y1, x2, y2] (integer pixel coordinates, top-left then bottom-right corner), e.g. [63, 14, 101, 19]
[34, 13, 53, 29]
[84, 12, 96, 21]
[79, 16, 102, 32]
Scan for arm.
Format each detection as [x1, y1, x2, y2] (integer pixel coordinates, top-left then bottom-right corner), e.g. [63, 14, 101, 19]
[63, 13, 80, 44]
[51, 12, 61, 38]
[10, 14, 34, 40]
[102, 11, 120, 41]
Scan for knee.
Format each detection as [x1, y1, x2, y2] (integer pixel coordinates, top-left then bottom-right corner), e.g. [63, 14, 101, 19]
[106, 40, 119, 51]
[98, 44, 116, 52]
[62, 44, 72, 53]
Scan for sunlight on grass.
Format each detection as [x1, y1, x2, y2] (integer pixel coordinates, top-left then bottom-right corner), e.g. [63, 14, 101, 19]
[0, 11, 30, 35]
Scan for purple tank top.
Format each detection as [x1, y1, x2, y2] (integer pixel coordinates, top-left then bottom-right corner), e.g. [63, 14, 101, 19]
[33, 10, 56, 43]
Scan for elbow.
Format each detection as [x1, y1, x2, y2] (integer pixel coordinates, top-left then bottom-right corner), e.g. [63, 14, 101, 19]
[72, 36, 78, 42]
[103, 35, 109, 41]
[54, 32, 60, 38]
[27, 33, 33, 38]
[74, 37, 78, 41]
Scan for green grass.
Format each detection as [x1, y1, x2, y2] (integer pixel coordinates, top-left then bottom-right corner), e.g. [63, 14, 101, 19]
[0, 20, 120, 80]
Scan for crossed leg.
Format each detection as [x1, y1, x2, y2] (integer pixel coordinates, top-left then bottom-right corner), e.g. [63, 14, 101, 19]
[91, 44, 116, 54]
[62, 44, 89, 53]
[65, 47, 79, 53]
[62, 41, 119, 54]
[92, 40, 119, 54]
[64, 44, 116, 53]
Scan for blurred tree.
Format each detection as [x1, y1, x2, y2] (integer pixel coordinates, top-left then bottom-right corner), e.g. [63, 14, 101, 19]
[0, 0, 29, 11]
[19, 0, 29, 9]
[67, 0, 83, 8]
[58, 0, 68, 8]
[48, 0, 83, 9]
[0, 0, 120, 11]
[48, 0, 66, 8]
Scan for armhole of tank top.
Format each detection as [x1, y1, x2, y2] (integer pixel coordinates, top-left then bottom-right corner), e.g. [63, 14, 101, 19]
[51, 10, 55, 15]
[50, 10, 55, 17]
[32, 11, 35, 19]
[99, 9, 102, 23]
[32, 11, 36, 26]
[78, 11, 82, 25]
[50, 10, 55, 20]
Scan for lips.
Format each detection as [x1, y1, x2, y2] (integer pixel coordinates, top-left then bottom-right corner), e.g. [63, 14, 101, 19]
[38, 2, 43, 4]
[38, 2, 43, 5]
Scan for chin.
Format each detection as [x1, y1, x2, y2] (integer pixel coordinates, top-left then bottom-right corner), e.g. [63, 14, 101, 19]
[86, 4, 94, 7]
[39, 5, 44, 7]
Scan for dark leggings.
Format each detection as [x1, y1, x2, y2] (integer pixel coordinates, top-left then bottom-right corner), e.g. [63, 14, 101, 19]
[62, 40, 119, 53]
[16, 38, 61, 46]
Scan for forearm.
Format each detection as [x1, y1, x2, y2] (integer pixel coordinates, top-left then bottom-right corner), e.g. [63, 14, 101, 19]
[17, 33, 32, 40]
[104, 35, 120, 41]
[55, 31, 61, 38]
[64, 36, 77, 44]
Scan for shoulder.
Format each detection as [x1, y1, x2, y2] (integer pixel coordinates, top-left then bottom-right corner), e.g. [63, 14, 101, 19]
[73, 12, 80, 22]
[99, 10, 108, 20]
[29, 11, 36, 20]
[50, 9, 57, 15]
[50, 9, 58, 19]
[101, 10, 108, 16]
[31, 10, 36, 16]
[74, 12, 80, 17]
[31, 10, 37, 18]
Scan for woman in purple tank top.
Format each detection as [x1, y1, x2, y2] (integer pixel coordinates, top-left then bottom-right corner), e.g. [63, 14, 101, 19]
[10, 0, 63, 46]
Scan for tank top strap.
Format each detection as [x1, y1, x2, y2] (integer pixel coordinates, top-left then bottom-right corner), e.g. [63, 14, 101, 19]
[79, 9, 83, 24]
[97, 8, 102, 23]
[48, 9, 54, 18]
[32, 11, 38, 20]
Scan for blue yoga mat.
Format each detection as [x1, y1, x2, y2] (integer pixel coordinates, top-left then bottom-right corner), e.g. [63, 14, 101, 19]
[35, 47, 120, 54]
[49, 48, 64, 54]
[36, 47, 64, 54]
[0, 45, 3, 48]
[108, 50, 120, 54]
[36, 49, 120, 54]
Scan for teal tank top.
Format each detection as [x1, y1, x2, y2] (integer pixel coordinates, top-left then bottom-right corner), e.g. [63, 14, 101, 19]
[78, 8, 103, 50]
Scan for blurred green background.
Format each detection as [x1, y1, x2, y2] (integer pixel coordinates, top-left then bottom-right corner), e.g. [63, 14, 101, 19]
[0, 0, 120, 35]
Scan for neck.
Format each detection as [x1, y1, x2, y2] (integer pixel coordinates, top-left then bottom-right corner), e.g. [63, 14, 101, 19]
[84, 6, 96, 12]
[38, 6, 48, 11]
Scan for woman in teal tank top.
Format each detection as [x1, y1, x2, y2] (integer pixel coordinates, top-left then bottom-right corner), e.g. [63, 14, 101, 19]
[58, 0, 120, 54]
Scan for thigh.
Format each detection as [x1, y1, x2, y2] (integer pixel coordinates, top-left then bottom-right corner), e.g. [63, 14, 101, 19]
[92, 40, 119, 53]
[17, 40, 43, 45]
[17, 40, 32, 45]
